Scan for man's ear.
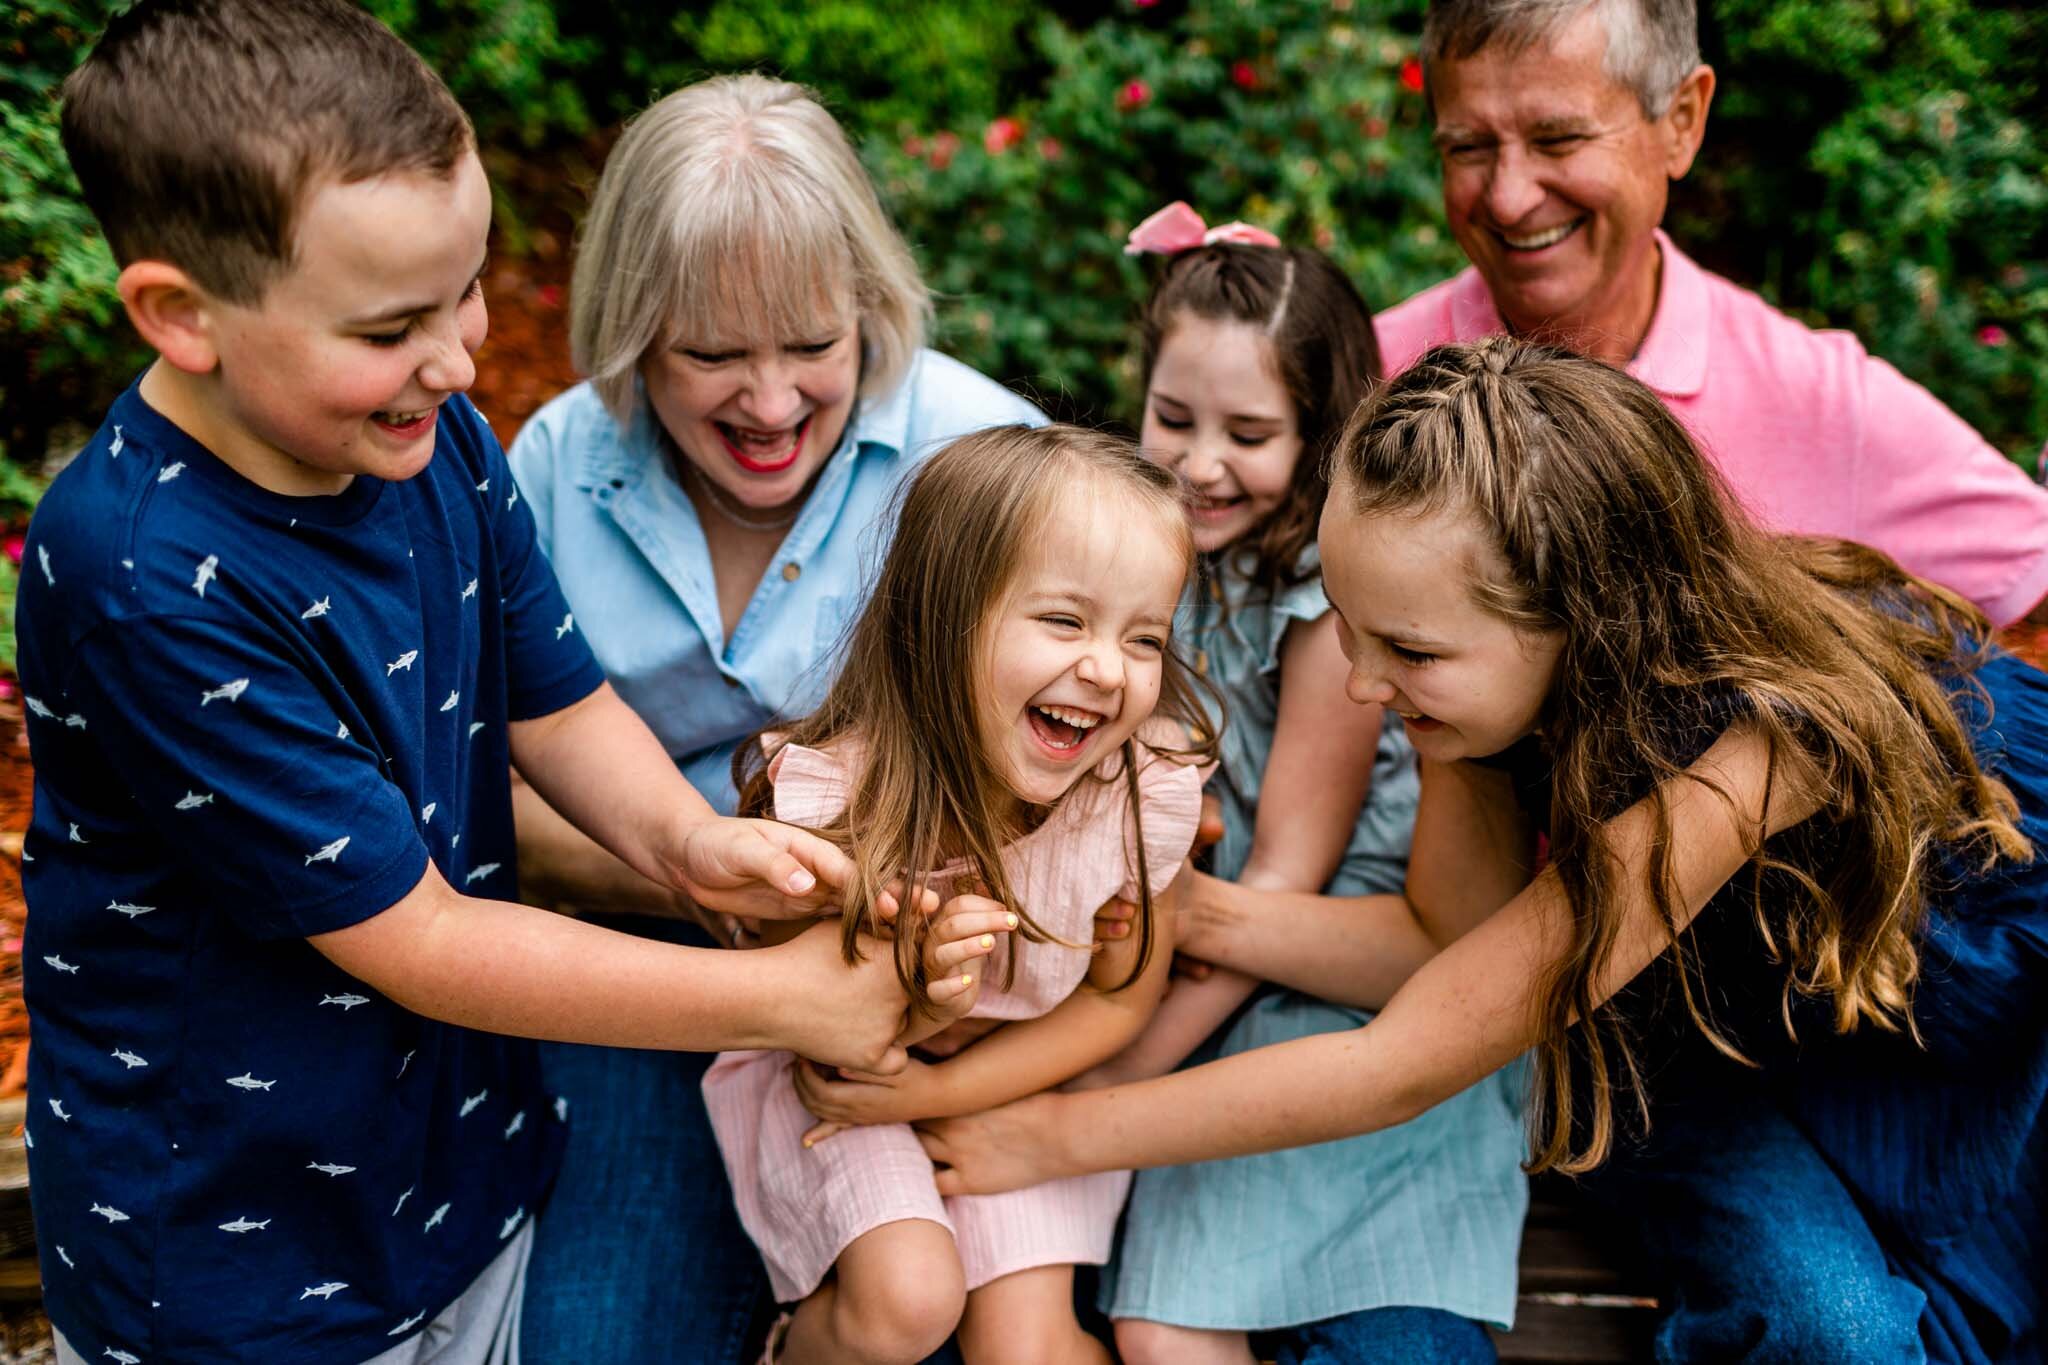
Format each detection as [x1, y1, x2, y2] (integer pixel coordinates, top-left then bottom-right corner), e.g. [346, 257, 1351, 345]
[117, 261, 222, 375]
[1659, 64, 1716, 181]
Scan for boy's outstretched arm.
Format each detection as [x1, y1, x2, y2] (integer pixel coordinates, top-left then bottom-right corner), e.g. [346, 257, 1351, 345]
[507, 681, 853, 923]
[311, 864, 910, 1073]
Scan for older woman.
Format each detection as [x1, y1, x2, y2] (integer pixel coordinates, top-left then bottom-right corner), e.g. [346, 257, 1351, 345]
[507, 75, 1042, 1361]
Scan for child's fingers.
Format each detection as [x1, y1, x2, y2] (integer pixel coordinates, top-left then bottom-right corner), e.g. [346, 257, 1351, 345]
[924, 969, 980, 1004]
[931, 906, 1016, 945]
[1172, 952, 1214, 982]
[801, 1120, 849, 1148]
[928, 935, 995, 974]
[1092, 897, 1136, 943]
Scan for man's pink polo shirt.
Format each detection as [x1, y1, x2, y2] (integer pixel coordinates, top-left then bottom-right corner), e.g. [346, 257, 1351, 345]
[1374, 231, 2048, 627]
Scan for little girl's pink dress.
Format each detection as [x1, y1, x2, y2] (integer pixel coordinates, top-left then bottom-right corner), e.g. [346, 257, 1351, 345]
[702, 735, 1204, 1302]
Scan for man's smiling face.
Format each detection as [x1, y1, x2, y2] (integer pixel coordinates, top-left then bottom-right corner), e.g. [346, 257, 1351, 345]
[1431, 7, 1708, 353]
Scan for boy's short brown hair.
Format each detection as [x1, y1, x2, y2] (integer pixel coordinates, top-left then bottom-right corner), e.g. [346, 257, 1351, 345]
[61, 0, 474, 305]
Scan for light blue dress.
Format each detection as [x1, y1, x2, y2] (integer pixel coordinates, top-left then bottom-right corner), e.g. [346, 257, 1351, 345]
[1104, 549, 1530, 1332]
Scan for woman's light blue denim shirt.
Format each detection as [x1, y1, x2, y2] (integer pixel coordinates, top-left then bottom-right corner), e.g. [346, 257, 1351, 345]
[508, 349, 1044, 812]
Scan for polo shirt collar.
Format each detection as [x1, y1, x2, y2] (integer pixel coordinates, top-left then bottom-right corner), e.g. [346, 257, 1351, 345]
[1630, 230, 1710, 399]
[1451, 228, 1710, 399]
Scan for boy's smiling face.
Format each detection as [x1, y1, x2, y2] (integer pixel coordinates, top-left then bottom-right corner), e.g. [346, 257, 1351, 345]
[187, 149, 493, 495]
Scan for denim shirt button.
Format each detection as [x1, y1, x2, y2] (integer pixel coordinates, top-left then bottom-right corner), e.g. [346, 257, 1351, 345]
[781, 562, 801, 582]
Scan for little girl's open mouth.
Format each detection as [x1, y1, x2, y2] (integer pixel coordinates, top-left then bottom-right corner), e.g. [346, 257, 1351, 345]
[718, 415, 810, 473]
[1028, 703, 1103, 755]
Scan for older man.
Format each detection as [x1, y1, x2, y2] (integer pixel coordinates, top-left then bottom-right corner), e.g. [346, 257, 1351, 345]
[1380, 0, 2048, 632]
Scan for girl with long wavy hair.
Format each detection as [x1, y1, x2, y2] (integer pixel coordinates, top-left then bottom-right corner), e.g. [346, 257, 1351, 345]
[703, 423, 1217, 1364]
[919, 341, 2047, 1362]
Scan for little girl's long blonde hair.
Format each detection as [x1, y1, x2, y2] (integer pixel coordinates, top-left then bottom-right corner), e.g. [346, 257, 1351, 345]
[1331, 338, 2032, 1174]
[736, 424, 1220, 1012]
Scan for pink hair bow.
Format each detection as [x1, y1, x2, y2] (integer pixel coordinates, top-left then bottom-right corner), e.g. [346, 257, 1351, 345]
[1123, 201, 1280, 256]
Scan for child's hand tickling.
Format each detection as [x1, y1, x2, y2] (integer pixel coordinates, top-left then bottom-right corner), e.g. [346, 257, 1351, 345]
[798, 889, 1016, 1146]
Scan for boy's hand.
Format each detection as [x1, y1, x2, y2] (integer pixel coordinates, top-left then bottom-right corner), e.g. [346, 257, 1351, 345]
[671, 816, 861, 921]
[764, 920, 913, 1074]
[795, 1057, 949, 1144]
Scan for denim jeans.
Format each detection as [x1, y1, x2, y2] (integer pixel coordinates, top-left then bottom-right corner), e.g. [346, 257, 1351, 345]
[1579, 1081, 1928, 1364]
[520, 916, 771, 1364]
[1264, 1307, 1498, 1364]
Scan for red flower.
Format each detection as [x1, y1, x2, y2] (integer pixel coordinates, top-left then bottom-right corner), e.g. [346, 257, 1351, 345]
[1231, 60, 1258, 91]
[1037, 136, 1064, 161]
[2, 534, 23, 567]
[903, 134, 926, 158]
[1978, 324, 2011, 348]
[1134, 0, 1159, 7]
[1117, 78, 1153, 111]
[928, 131, 961, 170]
[1362, 115, 1388, 139]
[983, 116, 1023, 155]
[1399, 56, 1425, 93]
[535, 284, 564, 310]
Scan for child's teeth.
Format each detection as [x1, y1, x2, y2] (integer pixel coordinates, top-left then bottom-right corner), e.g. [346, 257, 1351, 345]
[1038, 705, 1100, 729]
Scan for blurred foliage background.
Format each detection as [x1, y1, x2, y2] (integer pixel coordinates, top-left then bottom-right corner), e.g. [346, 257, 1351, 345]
[6, 0, 2046, 477]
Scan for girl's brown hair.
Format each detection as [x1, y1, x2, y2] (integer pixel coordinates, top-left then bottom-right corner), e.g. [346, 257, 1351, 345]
[1331, 337, 2032, 1174]
[1139, 244, 1382, 592]
[735, 424, 1220, 1011]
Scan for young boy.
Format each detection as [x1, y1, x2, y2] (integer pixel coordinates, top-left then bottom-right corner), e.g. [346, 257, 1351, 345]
[17, 2, 923, 1360]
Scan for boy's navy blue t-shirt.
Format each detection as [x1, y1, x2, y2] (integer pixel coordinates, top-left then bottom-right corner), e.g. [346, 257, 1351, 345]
[14, 381, 606, 1363]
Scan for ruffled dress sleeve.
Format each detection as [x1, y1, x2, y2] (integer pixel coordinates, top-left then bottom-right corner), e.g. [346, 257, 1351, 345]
[1116, 722, 1211, 901]
[765, 740, 856, 828]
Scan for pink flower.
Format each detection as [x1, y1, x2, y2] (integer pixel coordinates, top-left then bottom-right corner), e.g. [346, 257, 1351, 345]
[1037, 136, 1064, 161]
[1117, 79, 1153, 112]
[928, 131, 961, 170]
[1134, 0, 1159, 7]
[1362, 115, 1388, 139]
[3, 534, 23, 567]
[983, 117, 1023, 155]
[903, 134, 926, 158]
[1978, 324, 2011, 348]
[1231, 60, 1258, 91]
[1399, 57, 1425, 94]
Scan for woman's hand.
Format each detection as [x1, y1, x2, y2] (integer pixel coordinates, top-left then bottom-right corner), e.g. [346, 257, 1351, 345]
[914, 1094, 1072, 1196]
[761, 921, 912, 1076]
[795, 1057, 952, 1146]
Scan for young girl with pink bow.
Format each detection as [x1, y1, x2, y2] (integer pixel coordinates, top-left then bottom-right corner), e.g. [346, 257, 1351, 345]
[1094, 204, 1529, 1364]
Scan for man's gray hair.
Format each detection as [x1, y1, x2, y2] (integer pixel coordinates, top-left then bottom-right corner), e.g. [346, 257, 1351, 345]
[1422, 0, 1701, 117]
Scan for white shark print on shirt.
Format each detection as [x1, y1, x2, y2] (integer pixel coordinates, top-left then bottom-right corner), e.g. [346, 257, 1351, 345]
[157, 461, 185, 483]
[503, 1111, 525, 1140]
[439, 690, 459, 712]
[175, 791, 214, 810]
[68, 823, 87, 844]
[506, 486, 519, 511]
[218, 1217, 270, 1233]
[554, 1096, 570, 1122]
[53, 1245, 70, 1268]
[421, 802, 437, 825]
[192, 553, 218, 597]
[300, 1281, 349, 1300]
[468, 721, 484, 739]
[200, 677, 249, 706]
[306, 836, 350, 866]
[103, 1348, 140, 1365]
[555, 613, 574, 639]
[37, 545, 53, 587]
[389, 1311, 426, 1337]
[386, 649, 419, 676]
[321, 993, 370, 1010]
[306, 1162, 355, 1177]
[107, 902, 155, 917]
[459, 1090, 488, 1117]
[49, 1098, 71, 1122]
[393, 1186, 414, 1217]
[23, 697, 53, 720]
[89, 1204, 129, 1223]
[396, 1049, 415, 1079]
[110, 1048, 147, 1069]
[108, 426, 124, 458]
[43, 955, 78, 974]
[499, 1207, 524, 1240]
[463, 863, 500, 886]
[226, 1073, 275, 1091]
[301, 596, 332, 620]
[424, 1202, 450, 1232]
[337, 721, 350, 740]
[475, 478, 489, 495]
[63, 712, 86, 729]
[461, 578, 478, 601]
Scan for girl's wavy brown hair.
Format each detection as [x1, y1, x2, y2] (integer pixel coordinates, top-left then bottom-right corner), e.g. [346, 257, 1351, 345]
[1331, 337, 2033, 1174]
[1139, 243, 1382, 592]
[735, 424, 1221, 1014]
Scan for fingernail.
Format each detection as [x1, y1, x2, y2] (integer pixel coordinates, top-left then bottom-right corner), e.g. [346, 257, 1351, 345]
[802, 1136, 815, 1149]
[787, 868, 816, 894]
[961, 974, 973, 987]
[1005, 913, 1017, 929]
[979, 934, 994, 949]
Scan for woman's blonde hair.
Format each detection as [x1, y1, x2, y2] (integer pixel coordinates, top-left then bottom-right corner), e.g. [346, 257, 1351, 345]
[735, 424, 1221, 1012]
[1331, 337, 2032, 1174]
[570, 73, 931, 424]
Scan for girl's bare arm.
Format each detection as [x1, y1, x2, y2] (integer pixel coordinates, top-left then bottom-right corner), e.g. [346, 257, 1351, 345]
[1405, 756, 1540, 946]
[921, 724, 1823, 1190]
